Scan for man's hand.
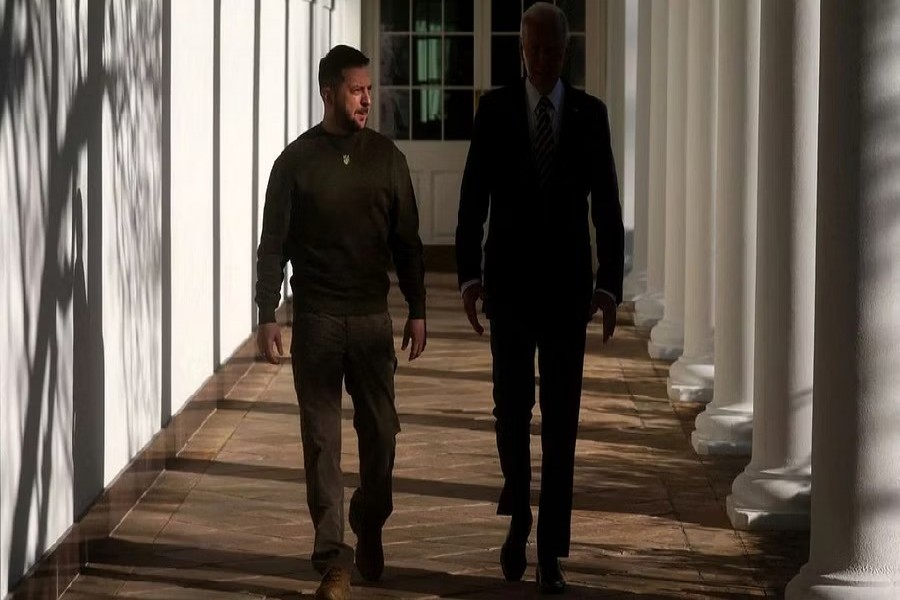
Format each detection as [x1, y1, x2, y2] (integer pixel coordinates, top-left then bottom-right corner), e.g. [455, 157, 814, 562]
[462, 282, 485, 335]
[590, 291, 617, 343]
[402, 318, 427, 361]
[257, 322, 284, 364]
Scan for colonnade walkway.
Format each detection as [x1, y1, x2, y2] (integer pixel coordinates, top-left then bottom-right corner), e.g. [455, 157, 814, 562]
[59, 274, 807, 599]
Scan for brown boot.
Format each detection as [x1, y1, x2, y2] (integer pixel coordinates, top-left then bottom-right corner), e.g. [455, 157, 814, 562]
[315, 567, 351, 600]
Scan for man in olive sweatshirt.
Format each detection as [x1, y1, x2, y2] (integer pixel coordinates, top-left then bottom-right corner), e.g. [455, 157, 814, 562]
[255, 45, 426, 600]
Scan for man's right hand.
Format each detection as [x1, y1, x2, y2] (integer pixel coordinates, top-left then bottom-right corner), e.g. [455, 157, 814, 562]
[462, 282, 485, 335]
[257, 322, 284, 364]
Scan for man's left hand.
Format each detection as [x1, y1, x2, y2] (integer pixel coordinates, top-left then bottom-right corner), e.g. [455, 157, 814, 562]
[402, 318, 427, 361]
[590, 291, 617, 343]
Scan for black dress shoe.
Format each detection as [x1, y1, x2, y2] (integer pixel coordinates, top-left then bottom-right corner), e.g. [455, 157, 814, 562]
[500, 512, 532, 581]
[536, 558, 566, 594]
[349, 489, 384, 581]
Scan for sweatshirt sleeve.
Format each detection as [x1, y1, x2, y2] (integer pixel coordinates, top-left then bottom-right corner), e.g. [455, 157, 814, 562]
[388, 147, 426, 319]
[255, 156, 292, 324]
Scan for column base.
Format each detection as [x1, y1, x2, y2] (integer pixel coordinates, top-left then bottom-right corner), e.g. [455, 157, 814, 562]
[691, 405, 752, 455]
[786, 566, 900, 600]
[623, 269, 647, 301]
[667, 355, 714, 403]
[634, 291, 664, 328]
[727, 467, 811, 531]
[648, 318, 683, 360]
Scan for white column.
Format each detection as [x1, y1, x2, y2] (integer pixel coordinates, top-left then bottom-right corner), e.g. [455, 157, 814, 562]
[623, 0, 650, 300]
[727, 0, 819, 531]
[647, 2, 687, 360]
[331, 0, 361, 48]
[634, 0, 667, 329]
[692, 0, 760, 453]
[309, 0, 332, 126]
[606, 0, 627, 215]
[666, 0, 717, 403]
[786, 1, 900, 597]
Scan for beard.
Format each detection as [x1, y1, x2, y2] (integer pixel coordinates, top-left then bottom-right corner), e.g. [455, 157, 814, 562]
[339, 106, 367, 131]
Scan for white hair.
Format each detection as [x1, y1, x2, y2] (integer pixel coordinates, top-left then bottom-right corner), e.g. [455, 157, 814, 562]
[520, 2, 569, 44]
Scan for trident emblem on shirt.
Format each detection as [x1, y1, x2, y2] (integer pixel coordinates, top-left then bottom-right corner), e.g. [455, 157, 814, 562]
[342, 154, 350, 165]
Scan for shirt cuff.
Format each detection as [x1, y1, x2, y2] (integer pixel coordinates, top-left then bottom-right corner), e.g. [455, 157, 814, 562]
[460, 278, 482, 298]
[594, 288, 618, 306]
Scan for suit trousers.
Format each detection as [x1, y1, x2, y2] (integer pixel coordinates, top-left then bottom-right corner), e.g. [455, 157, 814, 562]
[489, 315, 587, 559]
[291, 311, 400, 573]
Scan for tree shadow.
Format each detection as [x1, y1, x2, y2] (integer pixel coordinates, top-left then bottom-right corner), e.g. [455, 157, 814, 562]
[2, 0, 163, 593]
[4, 0, 107, 589]
[104, 0, 163, 457]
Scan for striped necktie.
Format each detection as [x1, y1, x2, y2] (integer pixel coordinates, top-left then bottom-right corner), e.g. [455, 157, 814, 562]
[534, 95, 555, 189]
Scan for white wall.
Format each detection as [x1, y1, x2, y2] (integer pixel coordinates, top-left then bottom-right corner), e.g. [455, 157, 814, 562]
[170, 0, 214, 413]
[220, 0, 256, 361]
[0, 0, 351, 595]
[102, 0, 163, 482]
[0, 4, 86, 592]
[1, 1, 163, 595]
[310, 0, 333, 126]
[256, 0, 289, 254]
[284, 0, 314, 297]
[288, 0, 312, 138]
[331, 0, 361, 49]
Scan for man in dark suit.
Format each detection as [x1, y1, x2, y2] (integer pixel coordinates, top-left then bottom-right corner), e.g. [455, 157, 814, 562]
[455, 2, 623, 594]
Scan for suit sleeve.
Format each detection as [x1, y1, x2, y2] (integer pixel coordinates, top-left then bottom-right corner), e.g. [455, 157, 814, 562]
[455, 94, 493, 290]
[389, 147, 427, 319]
[255, 156, 292, 324]
[591, 102, 625, 304]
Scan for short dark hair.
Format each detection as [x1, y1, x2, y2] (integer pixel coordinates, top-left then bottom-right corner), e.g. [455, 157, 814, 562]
[318, 45, 370, 91]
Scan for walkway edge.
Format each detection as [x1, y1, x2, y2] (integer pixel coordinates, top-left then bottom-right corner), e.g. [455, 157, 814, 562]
[7, 331, 265, 600]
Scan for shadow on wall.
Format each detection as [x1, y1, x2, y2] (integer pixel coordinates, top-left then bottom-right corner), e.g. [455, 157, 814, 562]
[105, 0, 163, 458]
[1, 0, 162, 592]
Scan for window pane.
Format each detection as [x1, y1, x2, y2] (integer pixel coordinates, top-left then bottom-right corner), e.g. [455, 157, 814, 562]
[444, 36, 474, 86]
[413, 36, 442, 85]
[380, 35, 410, 86]
[491, 35, 522, 87]
[491, 0, 522, 32]
[412, 88, 442, 140]
[380, 90, 411, 140]
[444, 90, 474, 140]
[412, 0, 441, 33]
[557, 0, 586, 32]
[445, 0, 474, 32]
[563, 34, 585, 87]
[381, 0, 409, 32]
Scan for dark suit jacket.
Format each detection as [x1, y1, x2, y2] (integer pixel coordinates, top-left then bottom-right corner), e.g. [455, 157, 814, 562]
[455, 78, 624, 320]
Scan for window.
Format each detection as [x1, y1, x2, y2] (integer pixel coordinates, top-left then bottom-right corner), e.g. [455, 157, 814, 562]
[377, 0, 586, 141]
[379, 0, 476, 140]
[490, 0, 585, 88]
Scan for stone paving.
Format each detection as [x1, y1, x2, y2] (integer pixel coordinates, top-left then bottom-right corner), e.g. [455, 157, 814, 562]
[60, 274, 808, 599]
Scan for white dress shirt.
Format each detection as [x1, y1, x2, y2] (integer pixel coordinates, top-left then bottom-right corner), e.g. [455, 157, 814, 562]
[525, 77, 564, 146]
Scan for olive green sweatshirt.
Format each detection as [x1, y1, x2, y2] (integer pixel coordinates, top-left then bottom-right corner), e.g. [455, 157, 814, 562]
[255, 125, 426, 323]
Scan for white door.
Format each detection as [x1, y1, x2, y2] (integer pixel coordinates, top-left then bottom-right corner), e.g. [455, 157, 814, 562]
[365, 0, 602, 246]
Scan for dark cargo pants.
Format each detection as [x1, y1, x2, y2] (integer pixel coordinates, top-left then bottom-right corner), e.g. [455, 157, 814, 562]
[291, 311, 400, 573]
